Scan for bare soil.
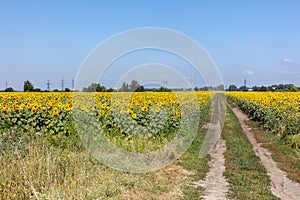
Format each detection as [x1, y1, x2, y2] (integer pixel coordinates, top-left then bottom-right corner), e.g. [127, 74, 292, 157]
[194, 119, 229, 200]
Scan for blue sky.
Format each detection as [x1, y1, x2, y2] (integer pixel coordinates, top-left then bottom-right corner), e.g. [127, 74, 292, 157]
[1, 0, 300, 90]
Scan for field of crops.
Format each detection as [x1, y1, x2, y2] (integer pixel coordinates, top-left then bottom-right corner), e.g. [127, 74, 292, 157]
[0, 92, 211, 151]
[227, 92, 300, 149]
[1, 91, 300, 198]
[2, 91, 300, 150]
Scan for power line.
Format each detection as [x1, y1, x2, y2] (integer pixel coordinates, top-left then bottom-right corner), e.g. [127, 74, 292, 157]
[183, 73, 195, 87]
[71, 78, 75, 91]
[61, 78, 65, 91]
[46, 80, 51, 91]
[5, 81, 8, 89]
[162, 80, 168, 87]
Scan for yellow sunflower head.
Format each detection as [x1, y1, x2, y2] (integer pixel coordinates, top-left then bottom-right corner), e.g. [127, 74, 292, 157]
[31, 107, 37, 113]
[131, 113, 137, 119]
[53, 107, 59, 116]
[99, 110, 105, 116]
[141, 106, 148, 112]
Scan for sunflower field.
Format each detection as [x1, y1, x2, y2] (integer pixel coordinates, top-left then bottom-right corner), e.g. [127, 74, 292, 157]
[0, 92, 211, 151]
[227, 92, 300, 149]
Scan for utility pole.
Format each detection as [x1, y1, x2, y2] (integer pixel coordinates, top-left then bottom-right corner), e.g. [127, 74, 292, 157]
[244, 78, 247, 88]
[191, 73, 195, 87]
[46, 80, 51, 91]
[61, 78, 65, 91]
[163, 80, 168, 87]
[71, 78, 75, 91]
[5, 81, 8, 90]
[183, 73, 195, 88]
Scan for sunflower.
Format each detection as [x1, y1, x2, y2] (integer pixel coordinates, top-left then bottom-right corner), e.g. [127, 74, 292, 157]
[141, 106, 148, 112]
[131, 113, 137, 119]
[128, 109, 133, 115]
[99, 110, 105, 116]
[31, 107, 37, 113]
[41, 107, 47, 112]
[119, 110, 125, 115]
[1, 107, 7, 113]
[14, 105, 19, 112]
[53, 108, 59, 117]
[101, 103, 107, 109]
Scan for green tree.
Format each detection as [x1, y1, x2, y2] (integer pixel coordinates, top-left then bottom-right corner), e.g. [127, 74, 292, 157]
[119, 82, 129, 92]
[130, 80, 139, 91]
[267, 86, 275, 91]
[290, 85, 299, 92]
[216, 84, 225, 91]
[119, 80, 144, 92]
[4, 87, 14, 92]
[23, 80, 34, 92]
[228, 85, 237, 91]
[154, 87, 171, 92]
[239, 86, 248, 91]
[135, 85, 145, 92]
[257, 86, 267, 91]
[106, 88, 114, 92]
[82, 83, 106, 92]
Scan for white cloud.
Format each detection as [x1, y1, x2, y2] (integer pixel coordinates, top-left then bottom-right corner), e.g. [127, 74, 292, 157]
[282, 58, 294, 63]
[243, 70, 254, 75]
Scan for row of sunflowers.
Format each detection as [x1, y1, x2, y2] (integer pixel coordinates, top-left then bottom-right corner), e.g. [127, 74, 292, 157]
[0, 92, 212, 145]
[227, 92, 300, 149]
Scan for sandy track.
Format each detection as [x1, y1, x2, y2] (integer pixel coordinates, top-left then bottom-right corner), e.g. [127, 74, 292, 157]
[230, 105, 300, 200]
[195, 131, 228, 200]
[194, 94, 229, 200]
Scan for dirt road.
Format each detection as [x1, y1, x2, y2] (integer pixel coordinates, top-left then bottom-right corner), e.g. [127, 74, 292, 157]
[230, 104, 300, 200]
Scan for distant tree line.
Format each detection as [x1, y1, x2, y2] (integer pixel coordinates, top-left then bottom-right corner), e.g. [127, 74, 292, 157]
[83, 80, 174, 92]
[82, 83, 113, 92]
[1, 80, 74, 92]
[22, 80, 73, 92]
[118, 80, 145, 92]
[226, 83, 299, 92]
[82, 80, 144, 92]
[194, 84, 225, 91]
[2, 80, 299, 92]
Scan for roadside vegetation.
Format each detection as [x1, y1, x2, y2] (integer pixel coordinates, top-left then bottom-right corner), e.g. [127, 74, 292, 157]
[247, 119, 300, 184]
[222, 107, 279, 200]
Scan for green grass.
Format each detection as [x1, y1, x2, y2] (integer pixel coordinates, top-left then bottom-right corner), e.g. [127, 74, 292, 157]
[179, 121, 211, 199]
[229, 100, 300, 183]
[222, 107, 279, 200]
[246, 119, 300, 183]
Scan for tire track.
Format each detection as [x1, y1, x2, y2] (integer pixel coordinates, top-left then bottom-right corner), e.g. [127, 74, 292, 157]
[194, 94, 228, 200]
[194, 132, 228, 200]
[230, 104, 300, 200]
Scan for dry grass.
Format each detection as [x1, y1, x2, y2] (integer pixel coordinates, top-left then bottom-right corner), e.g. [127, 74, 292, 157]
[0, 106, 211, 199]
[0, 138, 121, 199]
[124, 161, 191, 200]
[0, 129, 192, 199]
